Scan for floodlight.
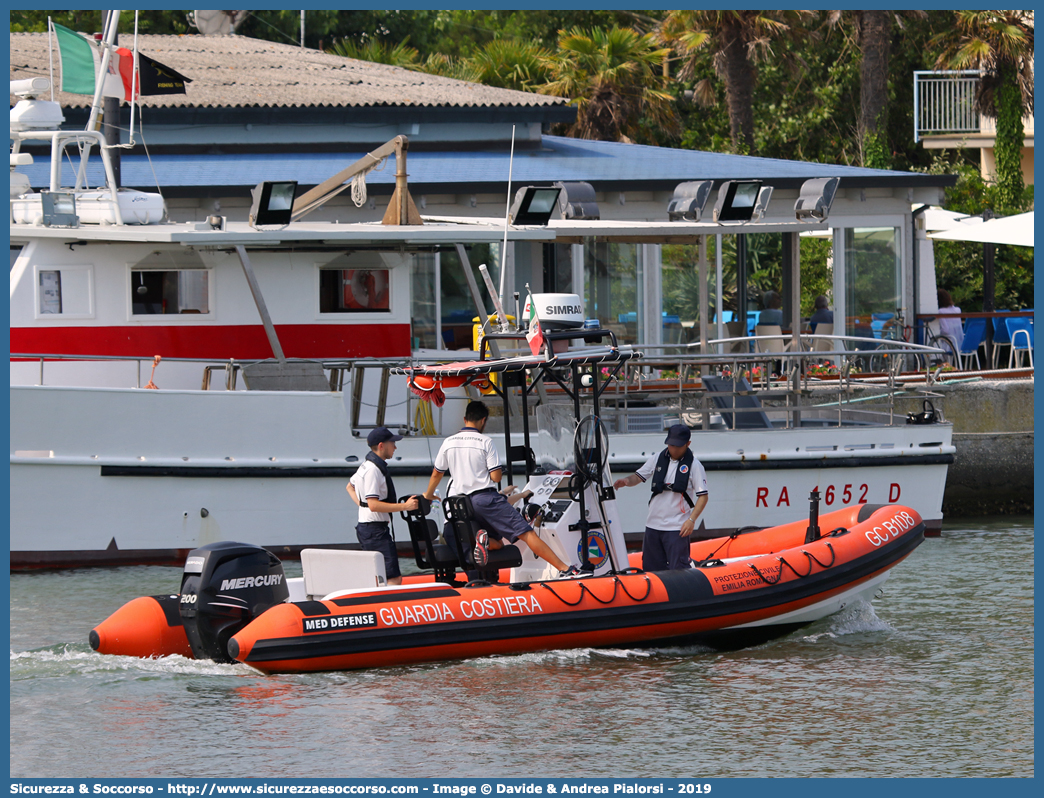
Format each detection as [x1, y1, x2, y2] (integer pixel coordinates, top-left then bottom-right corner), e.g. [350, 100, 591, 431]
[554, 181, 599, 220]
[712, 180, 763, 223]
[510, 186, 563, 225]
[794, 177, 839, 222]
[667, 180, 713, 222]
[752, 186, 774, 221]
[249, 181, 297, 227]
[41, 191, 79, 227]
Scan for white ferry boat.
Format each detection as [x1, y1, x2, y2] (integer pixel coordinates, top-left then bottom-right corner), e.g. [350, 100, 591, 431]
[9, 78, 954, 568]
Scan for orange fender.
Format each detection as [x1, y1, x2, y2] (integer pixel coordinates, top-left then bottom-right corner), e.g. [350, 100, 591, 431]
[89, 595, 194, 659]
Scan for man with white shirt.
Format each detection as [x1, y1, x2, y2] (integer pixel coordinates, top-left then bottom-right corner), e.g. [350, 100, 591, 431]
[423, 400, 582, 578]
[613, 424, 709, 571]
[347, 427, 419, 585]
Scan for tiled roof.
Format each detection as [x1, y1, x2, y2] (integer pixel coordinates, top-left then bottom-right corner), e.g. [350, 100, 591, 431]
[9, 32, 571, 110]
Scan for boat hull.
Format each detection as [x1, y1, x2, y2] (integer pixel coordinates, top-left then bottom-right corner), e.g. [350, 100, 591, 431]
[227, 504, 923, 673]
[11, 384, 950, 568]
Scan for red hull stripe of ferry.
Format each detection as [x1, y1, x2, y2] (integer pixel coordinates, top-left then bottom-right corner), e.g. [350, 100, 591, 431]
[11, 324, 411, 360]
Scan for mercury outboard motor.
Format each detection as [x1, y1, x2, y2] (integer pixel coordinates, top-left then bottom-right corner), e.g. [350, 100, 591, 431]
[179, 541, 289, 662]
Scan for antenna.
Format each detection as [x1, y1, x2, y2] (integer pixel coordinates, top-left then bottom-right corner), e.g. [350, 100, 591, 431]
[498, 124, 516, 311]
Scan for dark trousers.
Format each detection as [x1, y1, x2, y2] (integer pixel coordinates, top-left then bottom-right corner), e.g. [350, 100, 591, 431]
[356, 521, 401, 579]
[642, 527, 692, 571]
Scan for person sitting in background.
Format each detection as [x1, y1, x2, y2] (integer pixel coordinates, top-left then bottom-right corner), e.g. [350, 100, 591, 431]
[809, 295, 833, 332]
[937, 289, 964, 351]
[759, 291, 783, 326]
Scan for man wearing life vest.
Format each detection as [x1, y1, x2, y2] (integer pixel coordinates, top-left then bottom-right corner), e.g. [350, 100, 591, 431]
[346, 427, 419, 586]
[423, 400, 584, 578]
[613, 424, 709, 571]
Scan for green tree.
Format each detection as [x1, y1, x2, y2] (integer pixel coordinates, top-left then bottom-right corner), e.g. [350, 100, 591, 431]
[920, 152, 1033, 311]
[931, 11, 1034, 213]
[328, 38, 421, 68]
[540, 27, 678, 143]
[657, 10, 815, 154]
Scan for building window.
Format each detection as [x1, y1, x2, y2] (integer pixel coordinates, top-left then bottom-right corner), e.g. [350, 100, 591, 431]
[37, 266, 93, 317]
[584, 240, 641, 345]
[319, 268, 391, 313]
[844, 227, 901, 338]
[132, 269, 209, 315]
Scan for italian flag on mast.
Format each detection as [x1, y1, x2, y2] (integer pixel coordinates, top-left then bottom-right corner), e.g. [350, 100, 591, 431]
[526, 294, 544, 356]
[51, 21, 190, 101]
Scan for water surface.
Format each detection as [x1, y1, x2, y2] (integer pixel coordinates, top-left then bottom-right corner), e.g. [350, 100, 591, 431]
[9, 517, 1033, 778]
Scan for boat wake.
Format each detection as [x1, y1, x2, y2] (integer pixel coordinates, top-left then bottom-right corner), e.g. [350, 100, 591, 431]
[10, 645, 246, 679]
[801, 599, 894, 642]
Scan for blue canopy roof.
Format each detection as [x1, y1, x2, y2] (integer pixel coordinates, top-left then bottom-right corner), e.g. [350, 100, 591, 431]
[18, 135, 948, 194]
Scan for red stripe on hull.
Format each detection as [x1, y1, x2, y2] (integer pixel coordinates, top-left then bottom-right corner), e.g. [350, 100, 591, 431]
[11, 324, 411, 360]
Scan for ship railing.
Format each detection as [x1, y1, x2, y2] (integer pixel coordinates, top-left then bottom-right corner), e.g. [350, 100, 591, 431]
[13, 342, 950, 433]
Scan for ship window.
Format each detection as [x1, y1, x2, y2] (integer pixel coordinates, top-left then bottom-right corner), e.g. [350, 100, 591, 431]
[131, 269, 209, 315]
[36, 267, 93, 317]
[319, 268, 391, 313]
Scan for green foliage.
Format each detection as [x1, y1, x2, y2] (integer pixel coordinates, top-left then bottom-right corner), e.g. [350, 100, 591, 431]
[993, 66, 1026, 214]
[862, 131, 891, 170]
[919, 153, 1033, 311]
[328, 38, 420, 68]
[540, 27, 678, 143]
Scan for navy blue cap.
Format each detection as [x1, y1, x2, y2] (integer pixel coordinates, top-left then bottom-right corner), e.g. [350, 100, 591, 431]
[664, 424, 691, 446]
[367, 427, 403, 447]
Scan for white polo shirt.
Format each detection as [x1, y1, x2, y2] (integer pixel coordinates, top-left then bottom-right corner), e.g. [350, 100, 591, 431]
[350, 459, 390, 524]
[635, 450, 709, 532]
[433, 427, 501, 496]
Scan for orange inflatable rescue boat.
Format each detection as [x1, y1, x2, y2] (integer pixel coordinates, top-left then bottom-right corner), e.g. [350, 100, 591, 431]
[90, 501, 924, 673]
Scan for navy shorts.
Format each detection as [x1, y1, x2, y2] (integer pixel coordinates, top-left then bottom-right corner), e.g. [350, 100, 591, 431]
[468, 490, 532, 544]
[642, 527, 692, 572]
[356, 521, 401, 579]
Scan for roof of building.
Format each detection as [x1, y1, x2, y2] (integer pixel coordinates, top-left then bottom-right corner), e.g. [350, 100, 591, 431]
[9, 31, 571, 111]
[18, 134, 955, 196]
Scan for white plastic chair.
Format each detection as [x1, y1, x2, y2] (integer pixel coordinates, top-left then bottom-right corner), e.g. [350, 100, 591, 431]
[754, 324, 785, 354]
[811, 323, 834, 352]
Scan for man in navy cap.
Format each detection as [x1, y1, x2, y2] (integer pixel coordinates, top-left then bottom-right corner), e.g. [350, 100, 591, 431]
[347, 427, 419, 585]
[613, 424, 708, 571]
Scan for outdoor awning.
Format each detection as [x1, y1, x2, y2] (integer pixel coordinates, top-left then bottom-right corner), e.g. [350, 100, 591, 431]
[928, 211, 1034, 247]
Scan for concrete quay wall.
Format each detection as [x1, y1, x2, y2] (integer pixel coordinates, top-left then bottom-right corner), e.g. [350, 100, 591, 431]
[851, 379, 1032, 516]
[908, 379, 1033, 516]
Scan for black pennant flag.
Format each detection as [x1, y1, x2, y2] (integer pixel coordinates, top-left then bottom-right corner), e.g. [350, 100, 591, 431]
[135, 53, 191, 95]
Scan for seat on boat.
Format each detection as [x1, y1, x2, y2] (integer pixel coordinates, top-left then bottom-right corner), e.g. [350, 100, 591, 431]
[444, 494, 523, 582]
[400, 498, 460, 584]
[300, 548, 386, 599]
[701, 376, 774, 429]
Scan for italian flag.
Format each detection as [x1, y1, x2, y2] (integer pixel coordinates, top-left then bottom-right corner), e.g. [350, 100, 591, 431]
[53, 22, 133, 99]
[526, 294, 545, 356]
[52, 22, 190, 101]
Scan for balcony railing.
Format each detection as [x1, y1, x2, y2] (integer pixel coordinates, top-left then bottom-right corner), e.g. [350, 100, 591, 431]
[914, 70, 981, 143]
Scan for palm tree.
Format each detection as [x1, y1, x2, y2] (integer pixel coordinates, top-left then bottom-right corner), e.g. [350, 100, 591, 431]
[467, 40, 552, 92]
[658, 10, 814, 155]
[931, 11, 1034, 211]
[823, 11, 927, 168]
[328, 37, 421, 68]
[540, 26, 678, 143]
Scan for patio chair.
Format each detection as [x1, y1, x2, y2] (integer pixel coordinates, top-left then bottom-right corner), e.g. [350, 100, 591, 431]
[991, 311, 1012, 368]
[811, 323, 835, 352]
[1006, 317, 1034, 369]
[724, 320, 746, 354]
[957, 318, 987, 371]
